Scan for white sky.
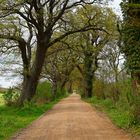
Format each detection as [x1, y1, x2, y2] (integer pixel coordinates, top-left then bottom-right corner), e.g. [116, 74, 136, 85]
[110, 0, 122, 15]
[0, 77, 12, 88]
[0, 78, 17, 88]
[0, 0, 122, 88]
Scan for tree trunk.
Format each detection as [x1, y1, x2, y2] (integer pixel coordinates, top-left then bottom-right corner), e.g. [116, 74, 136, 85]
[67, 81, 73, 93]
[84, 54, 94, 98]
[52, 80, 57, 99]
[61, 80, 67, 92]
[19, 45, 48, 105]
[114, 71, 120, 102]
[131, 72, 140, 96]
[84, 73, 93, 98]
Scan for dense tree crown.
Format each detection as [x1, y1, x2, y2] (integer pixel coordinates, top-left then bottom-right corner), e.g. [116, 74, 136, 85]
[120, 0, 140, 102]
[0, 0, 140, 135]
[0, 0, 107, 104]
[121, 0, 140, 72]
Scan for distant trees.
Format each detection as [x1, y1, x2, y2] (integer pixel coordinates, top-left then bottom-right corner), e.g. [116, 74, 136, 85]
[42, 44, 77, 97]
[60, 5, 118, 97]
[0, 0, 123, 105]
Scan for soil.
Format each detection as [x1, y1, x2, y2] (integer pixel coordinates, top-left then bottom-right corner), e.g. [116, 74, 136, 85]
[11, 94, 137, 140]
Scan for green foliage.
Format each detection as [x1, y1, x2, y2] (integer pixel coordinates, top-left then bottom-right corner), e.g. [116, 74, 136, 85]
[35, 81, 52, 103]
[0, 93, 4, 105]
[80, 91, 86, 98]
[66, 4, 118, 97]
[86, 79, 140, 134]
[55, 86, 66, 99]
[2, 88, 19, 106]
[93, 80, 105, 99]
[121, 0, 140, 72]
[35, 81, 67, 103]
[130, 96, 140, 125]
[121, 26, 140, 71]
[120, 2, 140, 121]
[87, 97, 132, 129]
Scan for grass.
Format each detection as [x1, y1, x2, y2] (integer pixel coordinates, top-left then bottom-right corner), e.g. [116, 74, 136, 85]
[0, 97, 64, 140]
[86, 96, 140, 135]
[0, 81, 68, 140]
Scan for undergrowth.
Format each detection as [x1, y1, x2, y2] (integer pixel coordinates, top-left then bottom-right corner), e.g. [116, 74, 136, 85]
[86, 96, 140, 135]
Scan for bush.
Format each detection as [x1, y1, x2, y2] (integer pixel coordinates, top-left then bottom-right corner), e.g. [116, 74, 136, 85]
[35, 81, 52, 103]
[3, 88, 19, 106]
[35, 81, 67, 104]
[130, 96, 140, 126]
[55, 86, 66, 99]
[93, 80, 105, 99]
[86, 78, 140, 134]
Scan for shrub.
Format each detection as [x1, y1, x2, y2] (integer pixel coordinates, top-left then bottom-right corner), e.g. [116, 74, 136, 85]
[129, 96, 140, 126]
[35, 81, 67, 103]
[3, 88, 19, 106]
[56, 86, 66, 99]
[35, 81, 52, 103]
[93, 80, 105, 99]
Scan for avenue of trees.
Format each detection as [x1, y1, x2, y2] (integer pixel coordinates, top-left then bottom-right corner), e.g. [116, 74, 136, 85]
[0, 0, 140, 124]
[0, 0, 102, 105]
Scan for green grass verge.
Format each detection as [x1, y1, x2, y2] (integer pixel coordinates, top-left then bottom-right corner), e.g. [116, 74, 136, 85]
[85, 97, 140, 135]
[0, 97, 65, 140]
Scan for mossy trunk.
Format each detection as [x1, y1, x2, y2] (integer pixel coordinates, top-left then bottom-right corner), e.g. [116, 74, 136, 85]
[84, 53, 94, 98]
[19, 45, 48, 105]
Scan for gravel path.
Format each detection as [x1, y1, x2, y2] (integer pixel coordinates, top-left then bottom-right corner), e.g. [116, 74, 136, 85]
[11, 94, 135, 140]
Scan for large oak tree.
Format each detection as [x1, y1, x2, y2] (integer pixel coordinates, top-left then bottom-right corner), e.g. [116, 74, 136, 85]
[61, 5, 117, 97]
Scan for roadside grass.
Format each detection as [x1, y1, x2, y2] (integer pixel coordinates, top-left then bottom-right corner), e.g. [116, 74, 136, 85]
[86, 96, 140, 135]
[0, 97, 64, 140]
[0, 81, 68, 140]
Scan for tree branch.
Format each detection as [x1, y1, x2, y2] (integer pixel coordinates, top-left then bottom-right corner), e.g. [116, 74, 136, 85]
[49, 27, 109, 46]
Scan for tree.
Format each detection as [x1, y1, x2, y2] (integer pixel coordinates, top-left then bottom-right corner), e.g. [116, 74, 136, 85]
[120, 0, 140, 95]
[101, 41, 124, 83]
[42, 43, 78, 97]
[62, 5, 117, 97]
[120, 0, 140, 121]
[0, 0, 100, 105]
[99, 43, 125, 101]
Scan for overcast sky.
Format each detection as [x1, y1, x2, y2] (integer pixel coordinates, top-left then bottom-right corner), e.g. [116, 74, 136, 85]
[0, 0, 122, 88]
[110, 0, 122, 15]
[0, 77, 18, 88]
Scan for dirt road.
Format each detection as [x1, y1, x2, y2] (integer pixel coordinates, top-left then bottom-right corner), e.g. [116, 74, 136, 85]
[11, 94, 135, 140]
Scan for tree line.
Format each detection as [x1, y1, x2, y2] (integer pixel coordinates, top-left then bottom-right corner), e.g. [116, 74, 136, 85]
[0, 0, 140, 121]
